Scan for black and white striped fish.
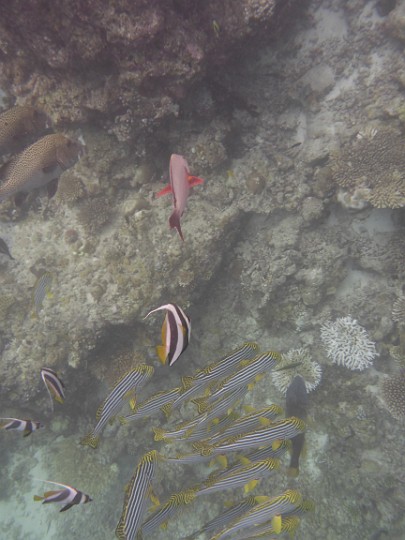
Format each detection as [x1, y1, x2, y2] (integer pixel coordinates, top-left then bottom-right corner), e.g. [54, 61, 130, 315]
[193, 417, 305, 456]
[181, 342, 259, 391]
[140, 489, 197, 537]
[115, 450, 160, 540]
[40, 367, 65, 407]
[0, 417, 43, 437]
[195, 458, 280, 496]
[144, 303, 191, 366]
[211, 489, 303, 540]
[81, 365, 154, 449]
[185, 496, 258, 540]
[34, 480, 92, 512]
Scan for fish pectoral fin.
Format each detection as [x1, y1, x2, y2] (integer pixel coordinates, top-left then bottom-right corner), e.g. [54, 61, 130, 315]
[188, 175, 204, 187]
[155, 184, 172, 197]
[239, 456, 251, 466]
[156, 345, 167, 365]
[46, 178, 59, 199]
[178, 323, 187, 336]
[23, 429, 32, 437]
[60, 503, 74, 512]
[215, 454, 228, 468]
[14, 192, 28, 207]
[271, 514, 282, 534]
[258, 417, 271, 427]
[42, 163, 58, 174]
[244, 479, 258, 493]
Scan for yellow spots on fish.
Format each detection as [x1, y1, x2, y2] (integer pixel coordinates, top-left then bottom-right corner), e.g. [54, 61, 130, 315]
[272, 514, 282, 534]
[212, 20, 220, 38]
[244, 479, 259, 493]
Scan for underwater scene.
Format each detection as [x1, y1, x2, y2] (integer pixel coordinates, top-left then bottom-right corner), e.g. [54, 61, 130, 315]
[0, 0, 404, 539]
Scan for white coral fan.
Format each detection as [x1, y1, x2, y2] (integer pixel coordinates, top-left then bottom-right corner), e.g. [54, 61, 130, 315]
[272, 348, 322, 394]
[320, 316, 378, 371]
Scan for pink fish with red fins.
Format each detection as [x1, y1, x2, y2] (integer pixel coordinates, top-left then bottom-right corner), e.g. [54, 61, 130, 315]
[156, 154, 204, 241]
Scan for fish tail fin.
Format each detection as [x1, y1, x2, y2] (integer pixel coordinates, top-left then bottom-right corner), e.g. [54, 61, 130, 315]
[153, 427, 167, 441]
[80, 432, 100, 449]
[160, 403, 173, 418]
[169, 211, 184, 241]
[156, 345, 167, 365]
[33, 495, 44, 501]
[287, 466, 299, 478]
[191, 397, 208, 414]
[271, 514, 282, 534]
[181, 375, 195, 390]
[192, 441, 212, 456]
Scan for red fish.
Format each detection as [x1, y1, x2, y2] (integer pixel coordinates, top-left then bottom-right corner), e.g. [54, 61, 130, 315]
[156, 154, 203, 241]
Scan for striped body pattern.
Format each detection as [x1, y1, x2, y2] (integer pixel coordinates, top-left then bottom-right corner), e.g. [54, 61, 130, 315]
[34, 481, 92, 513]
[193, 417, 305, 456]
[145, 303, 191, 366]
[81, 365, 154, 448]
[195, 458, 280, 496]
[40, 367, 65, 405]
[181, 342, 259, 390]
[115, 451, 159, 540]
[212, 489, 303, 540]
[123, 387, 180, 423]
[140, 489, 196, 537]
[0, 417, 43, 436]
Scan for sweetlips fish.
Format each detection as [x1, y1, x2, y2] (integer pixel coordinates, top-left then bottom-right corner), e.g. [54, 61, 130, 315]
[156, 154, 204, 241]
[0, 133, 83, 206]
[0, 105, 51, 155]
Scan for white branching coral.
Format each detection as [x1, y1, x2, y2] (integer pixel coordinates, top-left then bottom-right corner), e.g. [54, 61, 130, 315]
[272, 348, 322, 394]
[320, 316, 378, 371]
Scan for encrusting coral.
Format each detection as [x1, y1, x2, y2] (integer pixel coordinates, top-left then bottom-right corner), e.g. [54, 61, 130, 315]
[332, 128, 405, 209]
[320, 316, 378, 371]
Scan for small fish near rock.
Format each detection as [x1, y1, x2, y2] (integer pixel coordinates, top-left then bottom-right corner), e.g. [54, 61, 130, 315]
[0, 133, 83, 207]
[0, 104, 51, 156]
[156, 154, 204, 241]
[0, 237, 14, 260]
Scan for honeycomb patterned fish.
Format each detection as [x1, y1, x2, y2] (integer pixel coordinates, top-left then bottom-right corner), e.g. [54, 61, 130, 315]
[0, 133, 83, 206]
[0, 105, 50, 155]
[34, 480, 92, 512]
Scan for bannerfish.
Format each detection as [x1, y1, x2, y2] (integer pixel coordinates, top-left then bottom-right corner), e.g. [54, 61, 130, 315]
[285, 374, 308, 477]
[144, 303, 191, 366]
[0, 237, 14, 259]
[0, 417, 43, 437]
[0, 133, 83, 206]
[34, 480, 92, 512]
[156, 154, 204, 241]
[40, 367, 65, 408]
[0, 105, 50, 156]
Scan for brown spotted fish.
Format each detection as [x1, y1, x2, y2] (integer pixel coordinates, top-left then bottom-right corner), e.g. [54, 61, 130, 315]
[0, 105, 50, 156]
[0, 133, 83, 206]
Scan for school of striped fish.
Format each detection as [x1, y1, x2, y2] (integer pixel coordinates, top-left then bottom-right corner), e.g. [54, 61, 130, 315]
[0, 104, 315, 538]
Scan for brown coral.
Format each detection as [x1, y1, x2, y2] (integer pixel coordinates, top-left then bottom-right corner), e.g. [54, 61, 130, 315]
[77, 196, 111, 233]
[332, 128, 405, 209]
[56, 172, 86, 204]
[381, 372, 405, 419]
